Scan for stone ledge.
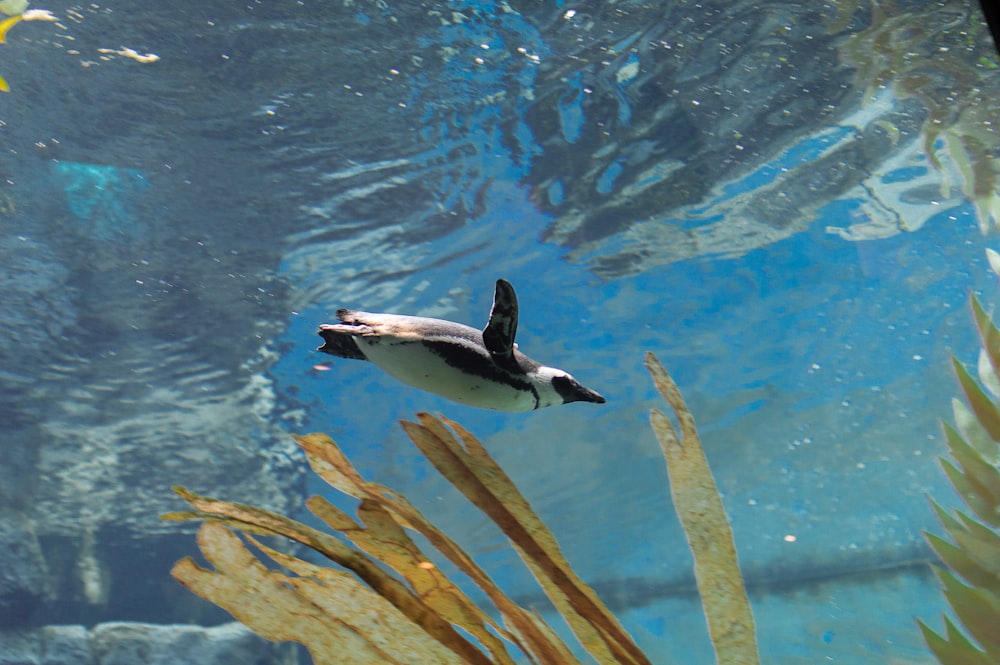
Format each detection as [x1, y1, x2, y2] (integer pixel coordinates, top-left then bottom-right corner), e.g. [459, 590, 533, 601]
[0, 622, 296, 665]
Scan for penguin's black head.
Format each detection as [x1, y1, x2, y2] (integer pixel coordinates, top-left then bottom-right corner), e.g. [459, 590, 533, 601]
[551, 372, 606, 405]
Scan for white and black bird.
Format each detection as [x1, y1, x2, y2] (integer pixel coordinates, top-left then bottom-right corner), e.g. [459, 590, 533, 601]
[317, 279, 605, 411]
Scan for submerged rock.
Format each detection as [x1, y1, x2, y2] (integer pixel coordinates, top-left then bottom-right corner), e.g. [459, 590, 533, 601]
[0, 152, 305, 626]
[0, 513, 49, 628]
[0, 622, 296, 665]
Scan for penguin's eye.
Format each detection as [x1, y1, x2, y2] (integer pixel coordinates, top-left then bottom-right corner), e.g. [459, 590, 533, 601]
[551, 374, 576, 399]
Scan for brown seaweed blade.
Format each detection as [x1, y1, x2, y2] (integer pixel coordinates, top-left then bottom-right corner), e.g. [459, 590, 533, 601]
[400, 413, 651, 665]
[306, 494, 521, 665]
[430, 413, 652, 665]
[295, 432, 579, 665]
[166, 487, 496, 665]
[172, 522, 466, 665]
[168, 356, 765, 665]
[644, 352, 760, 665]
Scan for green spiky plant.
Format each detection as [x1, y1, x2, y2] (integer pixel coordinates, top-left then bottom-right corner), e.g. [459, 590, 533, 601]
[165, 353, 759, 665]
[918, 249, 1000, 663]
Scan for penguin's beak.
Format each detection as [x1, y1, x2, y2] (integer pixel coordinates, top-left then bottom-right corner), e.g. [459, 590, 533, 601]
[551, 374, 606, 406]
[573, 384, 606, 405]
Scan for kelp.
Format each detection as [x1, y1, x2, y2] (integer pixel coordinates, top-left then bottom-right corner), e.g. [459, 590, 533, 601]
[918, 252, 1000, 663]
[167, 353, 758, 664]
[645, 353, 760, 665]
[0, 4, 57, 92]
[835, 0, 1000, 232]
[174, 522, 469, 665]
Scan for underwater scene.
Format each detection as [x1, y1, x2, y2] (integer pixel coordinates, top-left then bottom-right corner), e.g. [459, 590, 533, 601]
[1, 0, 999, 663]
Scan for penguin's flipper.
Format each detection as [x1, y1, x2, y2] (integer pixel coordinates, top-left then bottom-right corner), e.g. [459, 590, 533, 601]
[483, 279, 520, 371]
[317, 320, 369, 360]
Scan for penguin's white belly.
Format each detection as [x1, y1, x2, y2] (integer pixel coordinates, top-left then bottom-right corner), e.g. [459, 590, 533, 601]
[356, 337, 538, 411]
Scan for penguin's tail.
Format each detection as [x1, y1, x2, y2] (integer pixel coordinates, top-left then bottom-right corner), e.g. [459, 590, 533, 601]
[317, 324, 368, 360]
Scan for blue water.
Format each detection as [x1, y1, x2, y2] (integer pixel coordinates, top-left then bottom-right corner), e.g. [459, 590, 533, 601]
[1, 1, 997, 663]
[270, 180, 987, 662]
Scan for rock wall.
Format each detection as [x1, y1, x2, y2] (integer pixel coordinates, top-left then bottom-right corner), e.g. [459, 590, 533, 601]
[0, 622, 297, 665]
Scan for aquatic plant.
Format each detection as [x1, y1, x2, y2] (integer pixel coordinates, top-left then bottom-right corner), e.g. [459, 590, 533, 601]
[166, 352, 759, 664]
[917, 249, 1000, 663]
[836, 0, 1000, 231]
[0, 2, 57, 92]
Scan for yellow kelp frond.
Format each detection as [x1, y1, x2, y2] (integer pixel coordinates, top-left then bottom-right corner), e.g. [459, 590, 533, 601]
[0, 0, 27, 16]
[645, 352, 760, 665]
[172, 522, 470, 665]
[21, 9, 55, 21]
[0, 11, 13, 93]
[0, 13, 22, 42]
[306, 495, 523, 665]
[167, 486, 499, 665]
[296, 432, 578, 664]
[169, 354, 760, 664]
[98, 46, 159, 63]
[401, 414, 651, 665]
[168, 424, 651, 664]
[0, 7, 54, 92]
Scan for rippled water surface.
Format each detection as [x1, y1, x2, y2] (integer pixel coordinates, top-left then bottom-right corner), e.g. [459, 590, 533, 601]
[1, 1, 998, 663]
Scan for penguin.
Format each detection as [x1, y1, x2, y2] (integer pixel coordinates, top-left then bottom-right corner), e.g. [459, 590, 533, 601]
[316, 279, 606, 411]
